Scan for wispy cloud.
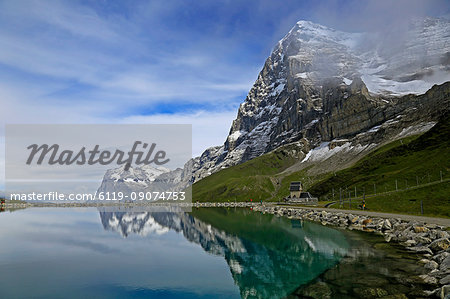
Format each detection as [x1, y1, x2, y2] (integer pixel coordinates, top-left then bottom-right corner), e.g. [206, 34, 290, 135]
[0, 1, 260, 116]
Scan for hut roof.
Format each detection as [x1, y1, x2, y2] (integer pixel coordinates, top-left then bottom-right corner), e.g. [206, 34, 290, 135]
[300, 192, 312, 198]
[289, 181, 302, 191]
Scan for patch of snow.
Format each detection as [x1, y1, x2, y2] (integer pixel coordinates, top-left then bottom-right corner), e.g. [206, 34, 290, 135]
[368, 125, 381, 133]
[343, 77, 353, 85]
[301, 141, 367, 163]
[302, 143, 332, 162]
[269, 83, 285, 97]
[228, 130, 245, 142]
[332, 139, 349, 143]
[396, 122, 436, 138]
[305, 119, 319, 129]
[361, 74, 445, 96]
[301, 150, 312, 163]
[383, 118, 400, 126]
[296, 72, 309, 79]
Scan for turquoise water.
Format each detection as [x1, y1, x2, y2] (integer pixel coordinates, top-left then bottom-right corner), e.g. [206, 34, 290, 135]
[0, 207, 351, 298]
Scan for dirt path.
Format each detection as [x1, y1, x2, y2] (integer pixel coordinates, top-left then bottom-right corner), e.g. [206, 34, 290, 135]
[273, 204, 450, 227]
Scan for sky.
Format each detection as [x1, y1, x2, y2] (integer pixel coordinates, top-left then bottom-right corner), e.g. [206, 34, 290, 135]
[0, 0, 448, 190]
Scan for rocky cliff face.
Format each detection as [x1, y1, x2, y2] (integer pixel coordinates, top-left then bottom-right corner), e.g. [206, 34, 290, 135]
[99, 18, 450, 192]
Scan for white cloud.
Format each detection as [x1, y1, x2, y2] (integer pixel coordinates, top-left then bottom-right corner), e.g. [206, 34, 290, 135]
[120, 110, 237, 157]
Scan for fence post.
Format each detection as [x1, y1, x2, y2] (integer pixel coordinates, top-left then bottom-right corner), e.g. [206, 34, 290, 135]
[355, 186, 357, 198]
[396, 179, 398, 191]
[421, 200, 423, 215]
[441, 171, 443, 182]
[416, 176, 419, 186]
[363, 189, 365, 210]
[349, 190, 351, 209]
[374, 183, 376, 195]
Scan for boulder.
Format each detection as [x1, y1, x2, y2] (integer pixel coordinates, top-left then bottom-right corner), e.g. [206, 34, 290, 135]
[441, 285, 450, 299]
[414, 226, 429, 233]
[299, 281, 332, 299]
[385, 234, 394, 243]
[441, 256, 450, 271]
[404, 239, 417, 247]
[440, 275, 450, 285]
[362, 218, 372, 225]
[430, 238, 450, 252]
[425, 260, 439, 270]
[350, 216, 359, 224]
[382, 219, 392, 230]
[415, 235, 432, 245]
[379, 294, 408, 299]
[353, 287, 388, 298]
[407, 246, 433, 255]
[438, 231, 450, 239]
[419, 274, 438, 284]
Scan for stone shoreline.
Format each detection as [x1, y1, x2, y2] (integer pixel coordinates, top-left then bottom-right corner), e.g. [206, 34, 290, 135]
[194, 202, 450, 298]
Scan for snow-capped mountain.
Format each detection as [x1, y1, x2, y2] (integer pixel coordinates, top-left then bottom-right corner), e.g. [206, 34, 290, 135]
[99, 17, 450, 191]
[97, 164, 170, 194]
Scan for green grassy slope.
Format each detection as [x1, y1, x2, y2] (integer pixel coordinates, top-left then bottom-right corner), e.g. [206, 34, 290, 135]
[307, 113, 450, 217]
[309, 116, 449, 197]
[192, 113, 450, 216]
[192, 145, 299, 202]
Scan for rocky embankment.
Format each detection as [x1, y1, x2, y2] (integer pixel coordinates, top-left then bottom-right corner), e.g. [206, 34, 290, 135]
[194, 202, 450, 298]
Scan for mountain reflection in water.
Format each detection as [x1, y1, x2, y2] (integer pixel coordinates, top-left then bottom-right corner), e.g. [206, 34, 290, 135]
[99, 208, 350, 298]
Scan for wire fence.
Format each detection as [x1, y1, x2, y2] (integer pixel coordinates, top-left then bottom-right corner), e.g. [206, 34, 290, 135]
[323, 169, 449, 206]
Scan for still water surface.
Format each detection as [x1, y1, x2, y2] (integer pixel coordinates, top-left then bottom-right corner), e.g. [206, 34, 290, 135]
[0, 207, 425, 298]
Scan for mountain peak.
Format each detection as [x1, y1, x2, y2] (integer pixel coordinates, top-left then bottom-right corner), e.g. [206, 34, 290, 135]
[295, 19, 322, 28]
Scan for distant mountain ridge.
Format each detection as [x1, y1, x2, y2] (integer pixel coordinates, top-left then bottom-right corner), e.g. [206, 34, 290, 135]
[98, 17, 450, 195]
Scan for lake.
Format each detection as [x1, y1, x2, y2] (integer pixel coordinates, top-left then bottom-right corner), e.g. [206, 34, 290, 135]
[0, 207, 428, 298]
